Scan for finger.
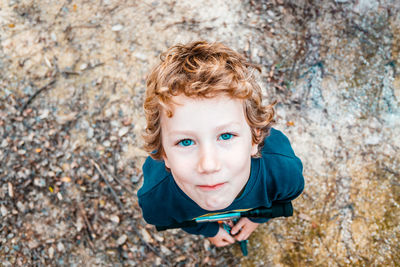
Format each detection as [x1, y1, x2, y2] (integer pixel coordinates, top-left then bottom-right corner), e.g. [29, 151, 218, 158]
[221, 228, 236, 244]
[223, 234, 236, 244]
[235, 230, 249, 241]
[215, 240, 232, 247]
[231, 219, 245, 235]
[213, 237, 235, 247]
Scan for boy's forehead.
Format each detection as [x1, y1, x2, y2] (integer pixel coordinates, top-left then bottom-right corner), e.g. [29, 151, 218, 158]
[160, 94, 250, 132]
[164, 94, 241, 110]
[161, 94, 241, 117]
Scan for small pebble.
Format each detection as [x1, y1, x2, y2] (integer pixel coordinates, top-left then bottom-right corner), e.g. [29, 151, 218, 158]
[8, 182, 13, 198]
[51, 32, 57, 42]
[140, 228, 153, 243]
[28, 240, 39, 249]
[116, 234, 127, 246]
[34, 178, 46, 187]
[103, 140, 111, 147]
[39, 109, 50, 119]
[131, 175, 140, 183]
[1, 139, 8, 147]
[49, 246, 54, 259]
[112, 24, 123, 31]
[110, 214, 120, 224]
[57, 242, 65, 252]
[76, 216, 84, 231]
[23, 85, 33, 95]
[16, 201, 26, 213]
[118, 127, 129, 137]
[87, 127, 94, 139]
[1, 205, 8, 216]
[134, 52, 147, 61]
[22, 247, 30, 255]
[160, 245, 172, 255]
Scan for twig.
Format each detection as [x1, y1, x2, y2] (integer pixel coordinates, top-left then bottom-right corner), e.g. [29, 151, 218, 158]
[85, 62, 104, 71]
[20, 79, 56, 115]
[83, 229, 96, 253]
[101, 161, 136, 196]
[77, 202, 96, 252]
[78, 202, 95, 236]
[61, 70, 81, 77]
[71, 24, 101, 29]
[61, 62, 104, 78]
[112, 149, 118, 177]
[131, 226, 171, 266]
[91, 159, 124, 210]
[110, 172, 136, 196]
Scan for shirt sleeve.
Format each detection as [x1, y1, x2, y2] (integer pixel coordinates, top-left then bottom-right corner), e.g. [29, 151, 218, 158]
[249, 129, 305, 223]
[248, 217, 270, 224]
[182, 222, 220, 237]
[266, 154, 304, 203]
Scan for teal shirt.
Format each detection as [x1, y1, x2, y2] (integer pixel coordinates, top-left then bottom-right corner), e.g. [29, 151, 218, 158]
[138, 128, 304, 237]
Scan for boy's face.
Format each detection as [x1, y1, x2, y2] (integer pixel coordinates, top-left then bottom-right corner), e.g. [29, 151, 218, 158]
[161, 94, 258, 211]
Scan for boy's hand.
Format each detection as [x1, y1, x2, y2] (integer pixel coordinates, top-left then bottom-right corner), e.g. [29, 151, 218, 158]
[208, 226, 236, 247]
[230, 218, 259, 241]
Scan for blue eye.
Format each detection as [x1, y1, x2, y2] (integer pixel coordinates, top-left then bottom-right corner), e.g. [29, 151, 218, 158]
[178, 139, 194, 147]
[219, 133, 233, 140]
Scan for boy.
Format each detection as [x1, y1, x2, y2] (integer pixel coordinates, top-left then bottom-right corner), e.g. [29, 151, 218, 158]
[138, 41, 304, 247]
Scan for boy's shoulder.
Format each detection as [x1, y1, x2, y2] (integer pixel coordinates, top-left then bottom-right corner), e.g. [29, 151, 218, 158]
[138, 156, 172, 197]
[262, 128, 297, 158]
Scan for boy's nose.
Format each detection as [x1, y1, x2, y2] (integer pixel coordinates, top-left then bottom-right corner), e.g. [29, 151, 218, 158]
[197, 144, 221, 174]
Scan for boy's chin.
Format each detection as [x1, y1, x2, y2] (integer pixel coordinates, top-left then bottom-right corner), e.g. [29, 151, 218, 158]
[197, 198, 233, 211]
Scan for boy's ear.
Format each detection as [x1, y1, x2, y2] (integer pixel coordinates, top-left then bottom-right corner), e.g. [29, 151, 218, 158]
[251, 142, 259, 156]
[251, 128, 261, 156]
[162, 153, 171, 169]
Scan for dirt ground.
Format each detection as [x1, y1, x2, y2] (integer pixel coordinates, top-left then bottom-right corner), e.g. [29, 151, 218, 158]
[1, 0, 400, 266]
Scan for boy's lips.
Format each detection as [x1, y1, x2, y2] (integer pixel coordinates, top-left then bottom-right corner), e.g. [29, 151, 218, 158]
[197, 182, 226, 191]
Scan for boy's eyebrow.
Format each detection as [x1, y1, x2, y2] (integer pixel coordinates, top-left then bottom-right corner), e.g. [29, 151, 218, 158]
[167, 122, 241, 135]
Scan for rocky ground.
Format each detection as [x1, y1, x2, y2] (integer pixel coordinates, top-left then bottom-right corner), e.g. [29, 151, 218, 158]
[1, 0, 399, 266]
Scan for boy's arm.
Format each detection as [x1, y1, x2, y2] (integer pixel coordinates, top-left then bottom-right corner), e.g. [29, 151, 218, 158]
[263, 129, 304, 203]
[266, 154, 304, 203]
[248, 130, 305, 224]
[248, 153, 303, 226]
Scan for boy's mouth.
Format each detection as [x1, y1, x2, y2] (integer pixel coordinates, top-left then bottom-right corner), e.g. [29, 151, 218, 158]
[197, 182, 226, 191]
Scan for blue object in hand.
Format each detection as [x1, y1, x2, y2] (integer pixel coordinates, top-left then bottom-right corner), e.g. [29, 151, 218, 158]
[221, 219, 249, 256]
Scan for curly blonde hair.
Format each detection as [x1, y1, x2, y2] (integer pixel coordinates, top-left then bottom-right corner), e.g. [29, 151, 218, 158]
[143, 41, 275, 160]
